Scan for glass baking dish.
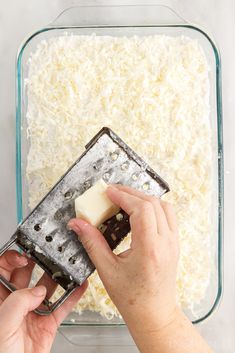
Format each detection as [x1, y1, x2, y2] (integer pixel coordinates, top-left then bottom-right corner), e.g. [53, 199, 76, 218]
[15, 5, 223, 326]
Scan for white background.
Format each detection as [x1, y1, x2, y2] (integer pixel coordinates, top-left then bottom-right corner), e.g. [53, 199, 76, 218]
[0, 0, 234, 352]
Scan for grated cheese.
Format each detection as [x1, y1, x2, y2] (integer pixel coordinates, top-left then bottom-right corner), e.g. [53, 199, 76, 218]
[26, 34, 212, 320]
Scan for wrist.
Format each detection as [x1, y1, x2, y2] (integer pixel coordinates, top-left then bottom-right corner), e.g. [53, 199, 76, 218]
[124, 307, 184, 353]
[124, 306, 214, 353]
[122, 303, 180, 336]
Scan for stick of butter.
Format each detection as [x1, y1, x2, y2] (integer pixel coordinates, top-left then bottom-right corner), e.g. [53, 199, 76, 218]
[75, 179, 120, 227]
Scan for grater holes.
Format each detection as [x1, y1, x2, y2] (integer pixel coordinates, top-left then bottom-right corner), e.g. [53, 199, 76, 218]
[142, 182, 150, 191]
[84, 180, 92, 189]
[64, 190, 73, 200]
[45, 235, 53, 242]
[54, 209, 64, 221]
[69, 256, 77, 265]
[52, 271, 62, 280]
[57, 239, 70, 252]
[132, 173, 139, 181]
[98, 224, 107, 233]
[121, 162, 129, 171]
[58, 245, 65, 252]
[111, 233, 117, 241]
[116, 213, 124, 221]
[110, 153, 118, 160]
[34, 224, 41, 231]
[93, 159, 103, 171]
[110, 151, 119, 161]
[103, 172, 111, 181]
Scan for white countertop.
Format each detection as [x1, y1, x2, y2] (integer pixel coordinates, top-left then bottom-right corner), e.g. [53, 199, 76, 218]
[0, 0, 234, 352]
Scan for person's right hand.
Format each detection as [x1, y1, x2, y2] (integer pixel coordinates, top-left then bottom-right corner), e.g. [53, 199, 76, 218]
[68, 184, 179, 331]
[69, 185, 214, 353]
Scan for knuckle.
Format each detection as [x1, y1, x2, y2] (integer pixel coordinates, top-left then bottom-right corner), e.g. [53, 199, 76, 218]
[81, 238, 96, 255]
[139, 200, 153, 214]
[148, 195, 160, 204]
[161, 200, 174, 210]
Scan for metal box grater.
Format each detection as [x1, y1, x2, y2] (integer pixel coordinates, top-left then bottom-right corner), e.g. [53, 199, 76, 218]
[0, 127, 169, 315]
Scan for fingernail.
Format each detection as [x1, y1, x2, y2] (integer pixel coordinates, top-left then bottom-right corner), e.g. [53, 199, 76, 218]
[19, 257, 28, 266]
[66, 223, 73, 231]
[73, 224, 82, 234]
[67, 220, 78, 231]
[31, 286, 47, 297]
[68, 220, 81, 234]
[16, 253, 28, 266]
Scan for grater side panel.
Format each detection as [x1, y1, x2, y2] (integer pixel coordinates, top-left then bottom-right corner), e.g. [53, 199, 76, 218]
[19, 128, 169, 285]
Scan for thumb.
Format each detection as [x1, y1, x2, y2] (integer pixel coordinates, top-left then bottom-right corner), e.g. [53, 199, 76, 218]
[68, 218, 115, 269]
[0, 286, 46, 337]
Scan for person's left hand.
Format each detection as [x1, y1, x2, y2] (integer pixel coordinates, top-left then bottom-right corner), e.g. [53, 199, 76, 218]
[0, 250, 87, 353]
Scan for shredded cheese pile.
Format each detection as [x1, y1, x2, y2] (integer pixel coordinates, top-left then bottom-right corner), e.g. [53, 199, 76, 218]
[26, 34, 212, 320]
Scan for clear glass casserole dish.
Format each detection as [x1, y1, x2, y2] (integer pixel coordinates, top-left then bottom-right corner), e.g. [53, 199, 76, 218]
[16, 5, 223, 326]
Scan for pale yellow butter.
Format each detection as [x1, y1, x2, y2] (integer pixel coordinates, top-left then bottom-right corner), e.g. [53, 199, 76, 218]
[75, 179, 120, 227]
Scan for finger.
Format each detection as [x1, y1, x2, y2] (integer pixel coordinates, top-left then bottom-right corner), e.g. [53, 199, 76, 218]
[107, 185, 146, 216]
[0, 250, 28, 280]
[111, 184, 152, 199]
[160, 200, 178, 233]
[11, 258, 35, 289]
[68, 218, 116, 270]
[0, 251, 29, 302]
[0, 286, 46, 339]
[107, 186, 157, 245]
[52, 281, 88, 326]
[149, 198, 168, 235]
[111, 185, 169, 235]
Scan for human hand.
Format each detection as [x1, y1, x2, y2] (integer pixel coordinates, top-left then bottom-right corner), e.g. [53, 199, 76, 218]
[68, 184, 179, 331]
[0, 250, 87, 353]
[69, 185, 214, 353]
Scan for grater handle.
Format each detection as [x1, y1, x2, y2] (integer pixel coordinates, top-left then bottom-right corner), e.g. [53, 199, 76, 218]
[0, 235, 77, 316]
[51, 5, 187, 27]
[0, 272, 76, 316]
[34, 286, 77, 316]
